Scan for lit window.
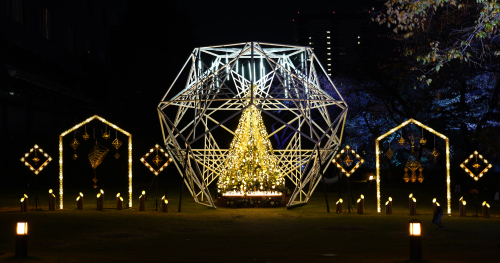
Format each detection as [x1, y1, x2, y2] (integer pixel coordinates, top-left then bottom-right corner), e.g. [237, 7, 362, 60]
[327, 42, 330, 44]
[327, 64, 331, 66]
[327, 53, 331, 55]
[327, 58, 331, 60]
[312, 48, 314, 50]
[328, 73, 331, 76]
[309, 37, 311, 39]
[309, 42, 312, 45]
[358, 42, 360, 44]
[326, 31, 330, 33]
[328, 69, 331, 71]
[327, 47, 331, 50]
[327, 36, 330, 39]
[358, 36, 360, 39]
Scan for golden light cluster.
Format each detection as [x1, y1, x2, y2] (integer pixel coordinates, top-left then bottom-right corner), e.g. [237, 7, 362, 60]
[460, 151, 493, 181]
[331, 145, 365, 177]
[217, 104, 284, 196]
[20, 144, 52, 175]
[140, 144, 173, 176]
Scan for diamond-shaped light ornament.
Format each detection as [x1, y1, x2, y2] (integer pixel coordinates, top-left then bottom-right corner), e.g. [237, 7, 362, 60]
[112, 138, 122, 149]
[431, 148, 440, 161]
[460, 151, 493, 181]
[385, 148, 394, 159]
[331, 145, 365, 177]
[343, 155, 353, 167]
[20, 144, 52, 175]
[70, 138, 80, 150]
[140, 144, 173, 176]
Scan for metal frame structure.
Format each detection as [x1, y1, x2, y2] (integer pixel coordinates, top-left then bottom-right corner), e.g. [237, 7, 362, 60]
[158, 42, 347, 208]
[375, 119, 451, 215]
[59, 115, 132, 209]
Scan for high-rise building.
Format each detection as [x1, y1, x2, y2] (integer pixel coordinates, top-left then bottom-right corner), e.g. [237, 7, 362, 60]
[293, 12, 370, 75]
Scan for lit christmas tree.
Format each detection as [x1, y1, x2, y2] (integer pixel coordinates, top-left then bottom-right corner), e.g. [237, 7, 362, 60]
[218, 104, 285, 196]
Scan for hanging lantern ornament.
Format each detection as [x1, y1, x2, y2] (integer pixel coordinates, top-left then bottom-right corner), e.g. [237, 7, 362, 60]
[385, 141, 394, 159]
[82, 125, 90, 140]
[418, 167, 424, 183]
[102, 125, 110, 140]
[88, 140, 109, 188]
[111, 130, 122, 159]
[398, 131, 405, 145]
[404, 135, 423, 183]
[403, 168, 410, 183]
[70, 132, 80, 160]
[419, 127, 427, 145]
[431, 135, 440, 162]
[153, 149, 163, 166]
[343, 154, 353, 167]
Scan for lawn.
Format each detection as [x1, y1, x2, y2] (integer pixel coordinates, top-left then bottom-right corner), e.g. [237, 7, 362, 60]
[0, 178, 499, 263]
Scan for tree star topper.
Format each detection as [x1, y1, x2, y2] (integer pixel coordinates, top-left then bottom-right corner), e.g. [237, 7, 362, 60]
[331, 145, 365, 177]
[460, 151, 493, 181]
[20, 144, 52, 175]
[140, 144, 173, 176]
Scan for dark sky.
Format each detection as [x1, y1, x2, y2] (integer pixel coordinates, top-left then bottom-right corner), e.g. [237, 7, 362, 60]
[179, 0, 374, 46]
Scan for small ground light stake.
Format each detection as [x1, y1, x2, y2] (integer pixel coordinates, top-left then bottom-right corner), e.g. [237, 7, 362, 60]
[386, 197, 392, 214]
[48, 189, 56, 211]
[76, 192, 83, 210]
[96, 193, 103, 211]
[409, 193, 413, 211]
[460, 200, 467, 217]
[161, 196, 168, 213]
[139, 191, 145, 211]
[409, 219, 422, 262]
[483, 202, 490, 218]
[410, 197, 417, 216]
[336, 198, 343, 214]
[99, 189, 104, 210]
[459, 196, 463, 215]
[432, 198, 437, 214]
[357, 197, 364, 214]
[15, 222, 28, 258]
[116, 193, 122, 210]
[20, 195, 28, 212]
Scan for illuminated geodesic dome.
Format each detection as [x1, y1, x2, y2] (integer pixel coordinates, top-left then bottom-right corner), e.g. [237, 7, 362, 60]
[157, 42, 347, 208]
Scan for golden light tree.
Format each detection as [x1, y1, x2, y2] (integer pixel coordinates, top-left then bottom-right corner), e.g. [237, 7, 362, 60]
[218, 104, 284, 196]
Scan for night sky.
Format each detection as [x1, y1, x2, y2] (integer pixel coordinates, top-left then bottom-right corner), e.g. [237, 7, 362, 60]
[179, 0, 373, 46]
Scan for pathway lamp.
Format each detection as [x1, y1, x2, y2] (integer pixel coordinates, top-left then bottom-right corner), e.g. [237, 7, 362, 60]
[15, 222, 28, 257]
[409, 219, 421, 262]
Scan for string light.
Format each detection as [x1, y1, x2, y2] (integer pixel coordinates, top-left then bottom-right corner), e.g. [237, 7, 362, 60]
[59, 115, 132, 209]
[331, 145, 365, 177]
[20, 145, 52, 175]
[140, 144, 173, 176]
[460, 151, 493, 181]
[375, 119, 451, 214]
[218, 101, 284, 196]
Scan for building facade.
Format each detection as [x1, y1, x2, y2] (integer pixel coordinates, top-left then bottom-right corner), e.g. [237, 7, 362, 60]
[0, 0, 122, 186]
[294, 12, 370, 75]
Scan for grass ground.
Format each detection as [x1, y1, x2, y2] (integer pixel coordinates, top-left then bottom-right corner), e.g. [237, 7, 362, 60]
[0, 178, 499, 263]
